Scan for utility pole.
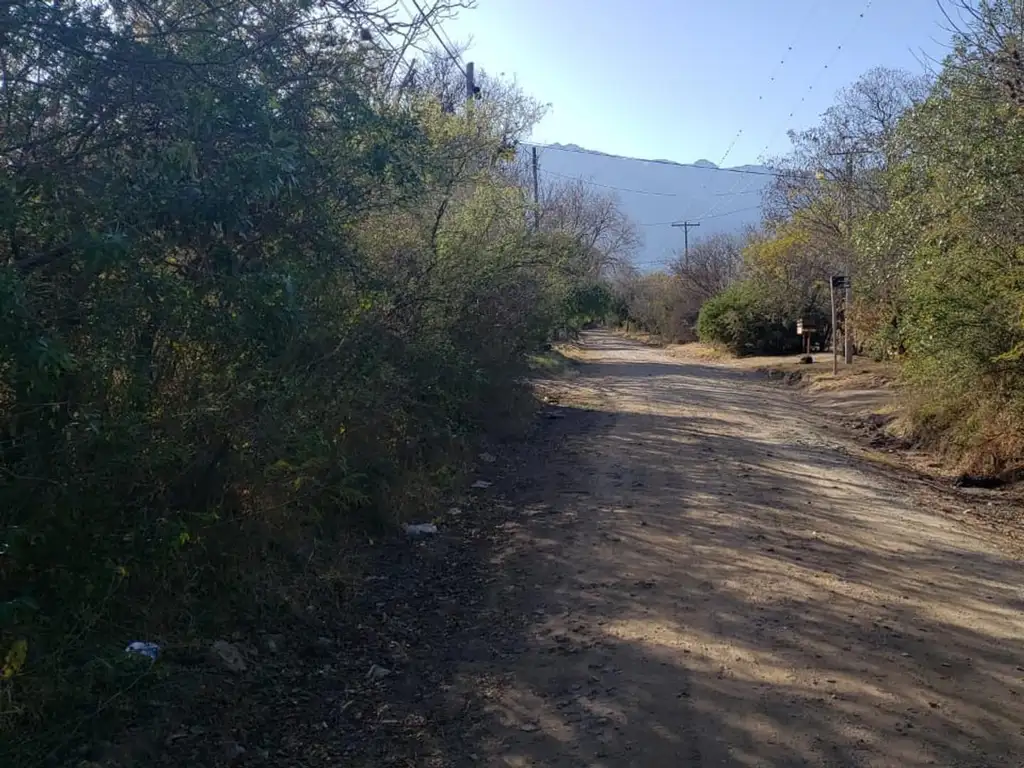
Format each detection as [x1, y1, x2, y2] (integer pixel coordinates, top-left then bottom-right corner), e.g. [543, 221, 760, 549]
[828, 145, 870, 365]
[465, 62, 478, 102]
[531, 146, 540, 232]
[671, 221, 701, 258]
[830, 276, 839, 376]
[843, 153, 855, 364]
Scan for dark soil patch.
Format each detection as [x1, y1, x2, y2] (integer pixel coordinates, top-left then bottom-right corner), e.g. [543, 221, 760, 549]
[64, 400, 609, 768]
[954, 473, 1007, 490]
[758, 367, 805, 385]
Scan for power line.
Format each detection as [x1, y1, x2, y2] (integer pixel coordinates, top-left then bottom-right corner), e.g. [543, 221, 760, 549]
[405, 0, 466, 75]
[711, 0, 825, 170]
[698, 204, 764, 222]
[696, 0, 825, 209]
[362, 13, 413, 88]
[695, 0, 876, 222]
[639, 205, 763, 227]
[714, 188, 762, 197]
[535, 144, 869, 207]
[434, 14, 463, 64]
[539, 168, 683, 197]
[641, 259, 694, 268]
[642, 248, 749, 268]
[641, 256, 717, 268]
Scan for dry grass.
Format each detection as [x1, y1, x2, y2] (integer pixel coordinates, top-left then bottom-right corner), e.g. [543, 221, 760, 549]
[668, 344, 897, 390]
[663, 341, 731, 362]
[615, 329, 675, 348]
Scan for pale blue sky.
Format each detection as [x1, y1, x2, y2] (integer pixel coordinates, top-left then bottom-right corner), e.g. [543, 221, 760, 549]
[442, 0, 951, 166]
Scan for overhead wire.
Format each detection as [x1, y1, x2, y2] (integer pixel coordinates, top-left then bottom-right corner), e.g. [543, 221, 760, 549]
[362, 12, 411, 88]
[695, 0, 876, 222]
[539, 167, 682, 197]
[710, 0, 825, 171]
[524, 1, 874, 263]
[686, 0, 823, 213]
[434, 10, 463, 63]
[638, 205, 763, 227]
[404, 0, 466, 76]
[714, 188, 761, 197]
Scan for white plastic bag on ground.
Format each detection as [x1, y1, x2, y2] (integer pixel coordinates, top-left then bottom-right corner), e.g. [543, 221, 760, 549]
[404, 523, 438, 536]
[125, 641, 160, 661]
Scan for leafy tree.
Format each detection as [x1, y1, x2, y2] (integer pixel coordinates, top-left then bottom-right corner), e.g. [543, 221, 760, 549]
[761, 68, 930, 356]
[0, 1, 613, 759]
[765, 67, 931, 236]
[867, 10, 1024, 460]
[845, 0, 1024, 468]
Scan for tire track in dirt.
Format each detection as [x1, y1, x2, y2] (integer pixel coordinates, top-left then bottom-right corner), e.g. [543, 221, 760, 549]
[466, 331, 1024, 768]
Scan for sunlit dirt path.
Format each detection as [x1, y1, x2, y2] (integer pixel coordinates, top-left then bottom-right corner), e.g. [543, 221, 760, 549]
[468, 331, 1024, 767]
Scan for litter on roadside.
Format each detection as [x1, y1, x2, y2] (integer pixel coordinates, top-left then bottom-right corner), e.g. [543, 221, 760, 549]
[404, 523, 438, 536]
[367, 663, 392, 680]
[124, 641, 160, 661]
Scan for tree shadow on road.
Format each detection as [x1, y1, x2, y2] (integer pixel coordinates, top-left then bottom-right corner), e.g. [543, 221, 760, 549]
[454, 345, 1024, 767]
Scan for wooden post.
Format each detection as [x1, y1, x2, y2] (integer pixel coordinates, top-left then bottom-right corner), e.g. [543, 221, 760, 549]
[796, 319, 814, 359]
[671, 221, 701, 258]
[844, 277, 853, 364]
[830, 278, 838, 375]
[531, 145, 540, 232]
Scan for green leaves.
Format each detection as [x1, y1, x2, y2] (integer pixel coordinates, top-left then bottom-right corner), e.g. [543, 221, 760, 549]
[0, 1, 598, 758]
[836, 1, 1024, 464]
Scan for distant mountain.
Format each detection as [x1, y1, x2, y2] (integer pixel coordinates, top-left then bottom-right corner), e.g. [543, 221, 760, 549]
[536, 143, 770, 271]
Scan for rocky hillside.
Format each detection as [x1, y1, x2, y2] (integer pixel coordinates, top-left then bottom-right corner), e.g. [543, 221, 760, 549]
[535, 143, 770, 270]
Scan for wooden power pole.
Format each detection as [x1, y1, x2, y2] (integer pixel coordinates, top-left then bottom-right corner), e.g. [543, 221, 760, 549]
[828, 145, 870, 365]
[531, 146, 540, 231]
[465, 62, 475, 101]
[843, 152, 854, 365]
[671, 221, 701, 258]
[830, 276, 839, 376]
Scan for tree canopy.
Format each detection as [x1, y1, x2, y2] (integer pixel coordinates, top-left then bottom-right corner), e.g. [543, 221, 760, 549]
[0, 1, 624, 759]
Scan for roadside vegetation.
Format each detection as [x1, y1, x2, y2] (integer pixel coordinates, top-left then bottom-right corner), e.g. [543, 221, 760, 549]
[0, 1, 634, 761]
[615, 0, 1024, 477]
[8, 0, 1024, 760]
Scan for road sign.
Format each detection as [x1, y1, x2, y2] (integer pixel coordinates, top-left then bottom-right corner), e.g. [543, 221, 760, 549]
[831, 275, 850, 290]
[796, 319, 816, 336]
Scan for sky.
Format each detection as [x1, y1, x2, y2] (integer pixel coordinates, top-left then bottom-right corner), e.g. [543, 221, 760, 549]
[440, 0, 953, 167]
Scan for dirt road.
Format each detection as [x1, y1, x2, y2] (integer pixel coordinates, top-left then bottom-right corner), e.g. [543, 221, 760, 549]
[468, 332, 1024, 767]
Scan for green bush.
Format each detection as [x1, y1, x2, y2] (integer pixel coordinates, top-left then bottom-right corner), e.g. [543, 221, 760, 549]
[697, 282, 811, 356]
[853, 5, 1024, 470]
[697, 283, 758, 353]
[562, 281, 616, 334]
[0, 2, 608, 760]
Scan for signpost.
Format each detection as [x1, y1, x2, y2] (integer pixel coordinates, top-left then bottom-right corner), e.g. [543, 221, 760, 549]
[796, 319, 815, 356]
[830, 275, 850, 376]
